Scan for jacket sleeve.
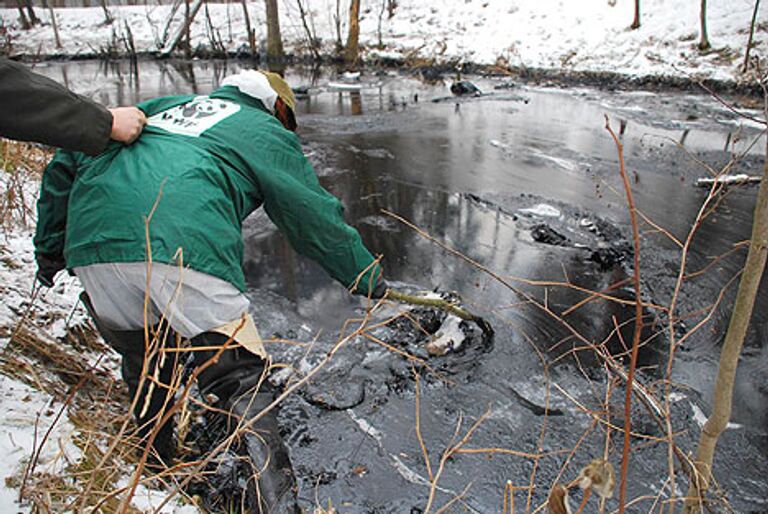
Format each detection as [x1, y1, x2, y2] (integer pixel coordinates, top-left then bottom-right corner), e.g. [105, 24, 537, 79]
[33, 150, 79, 271]
[258, 147, 383, 296]
[0, 58, 113, 156]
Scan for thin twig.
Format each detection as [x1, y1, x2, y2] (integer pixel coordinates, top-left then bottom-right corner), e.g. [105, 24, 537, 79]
[604, 115, 644, 514]
[424, 409, 491, 514]
[695, 80, 767, 126]
[414, 370, 434, 482]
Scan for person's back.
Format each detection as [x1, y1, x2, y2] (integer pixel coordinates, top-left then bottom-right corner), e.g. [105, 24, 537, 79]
[38, 82, 380, 295]
[49, 89, 292, 287]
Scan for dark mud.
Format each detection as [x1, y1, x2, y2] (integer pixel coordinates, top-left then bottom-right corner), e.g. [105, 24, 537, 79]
[249, 69, 767, 512]
[31, 60, 768, 512]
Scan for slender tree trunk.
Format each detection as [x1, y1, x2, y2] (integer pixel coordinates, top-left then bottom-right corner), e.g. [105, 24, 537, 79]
[23, 0, 39, 26]
[16, 0, 30, 30]
[159, 0, 203, 57]
[265, 0, 284, 62]
[183, 0, 192, 58]
[683, 142, 768, 513]
[296, 0, 320, 61]
[742, 0, 761, 72]
[226, 0, 233, 42]
[376, 0, 385, 48]
[241, 0, 255, 55]
[698, 0, 711, 51]
[387, 0, 396, 18]
[42, 0, 62, 48]
[334, 0, 343, 56]
[204, 2, 224, 54]
[344, 0, 361, 64]
[99, 0, 113, 25]
[123, 19, 138, 70]
[160, 0, 183, 47]
[630, 0, 640, 29]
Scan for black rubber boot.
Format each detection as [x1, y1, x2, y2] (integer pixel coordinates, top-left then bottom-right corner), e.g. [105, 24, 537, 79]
[80, 292, 178, 468]
[192, 331, 299, 513]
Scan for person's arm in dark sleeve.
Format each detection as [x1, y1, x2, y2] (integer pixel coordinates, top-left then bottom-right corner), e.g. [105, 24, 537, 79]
[0, 58, 112, 156]
[258, 148, 384, 297]
[33, 150, 79, 286]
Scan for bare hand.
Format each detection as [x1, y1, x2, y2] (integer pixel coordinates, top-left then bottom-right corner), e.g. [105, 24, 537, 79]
[108, 106, 147, 144]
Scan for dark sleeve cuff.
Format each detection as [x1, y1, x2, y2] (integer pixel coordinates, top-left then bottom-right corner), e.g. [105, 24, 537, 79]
[76, 100, 112, 156]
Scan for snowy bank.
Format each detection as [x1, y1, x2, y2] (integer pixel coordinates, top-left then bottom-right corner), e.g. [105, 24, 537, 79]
[1, 0, 766, 83]
[0, 144, 198, 513]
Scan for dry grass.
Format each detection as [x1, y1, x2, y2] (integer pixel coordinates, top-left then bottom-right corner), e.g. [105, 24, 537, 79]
[0, 139, 51, 231]
[0, 140, 149, 511]
[0, 317, 145, 512]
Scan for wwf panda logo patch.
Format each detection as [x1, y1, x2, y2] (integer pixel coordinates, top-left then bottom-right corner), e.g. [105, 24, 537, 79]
[148, 96, 241, 137]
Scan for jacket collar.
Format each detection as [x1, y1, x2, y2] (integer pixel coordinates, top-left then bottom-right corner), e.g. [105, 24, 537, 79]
[211, 86, 272, 115]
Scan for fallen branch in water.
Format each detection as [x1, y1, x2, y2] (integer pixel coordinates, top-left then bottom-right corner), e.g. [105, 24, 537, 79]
[386, 288, 495, 337]
[695, 174, 762, 187]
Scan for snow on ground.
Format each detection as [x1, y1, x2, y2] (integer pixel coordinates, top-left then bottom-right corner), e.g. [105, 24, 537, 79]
[0, 373, 76, 508]
[0, 158, 197, 512]
[1, 0, 766, 83]
[0, 168, 78, 512]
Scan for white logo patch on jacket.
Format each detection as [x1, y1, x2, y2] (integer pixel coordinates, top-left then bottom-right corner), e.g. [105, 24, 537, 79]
[148, 96, 241, 137]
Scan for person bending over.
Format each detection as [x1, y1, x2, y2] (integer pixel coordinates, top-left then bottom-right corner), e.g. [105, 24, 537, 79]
[34, 69, 386, 512]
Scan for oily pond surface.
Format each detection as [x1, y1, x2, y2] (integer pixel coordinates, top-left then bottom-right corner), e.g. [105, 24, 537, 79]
[32, 59, 768, 513]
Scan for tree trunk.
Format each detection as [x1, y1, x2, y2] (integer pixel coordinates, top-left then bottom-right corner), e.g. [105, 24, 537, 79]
[41, 0, 62, 48]
[630, 0, 640, 29]
[183, 0, 192, 58]
[376, 0, 385, 48]
[387, 0, 396, 19]
[99, 0, 113, 25]
[333, 0, 344, 56]
[344, 0, 361, 64]
[226, 0, 233, 42]
[241, 0, 255, 55]
[159, 0, 203, 57]
[123, 19, 138, 70]
[742, 0, 761, 72]
[296, 0, 320, 61]
[698, 0, 711, 51]
[16, 0, 30, 30]
[23, 0, 39, 26]
[265, 0, 284, 62]
[683, 139, 768, 512]
[160, 0, 183, 48]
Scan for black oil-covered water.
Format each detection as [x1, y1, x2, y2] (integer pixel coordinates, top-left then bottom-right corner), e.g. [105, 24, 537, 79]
[33, 60, 767, 512]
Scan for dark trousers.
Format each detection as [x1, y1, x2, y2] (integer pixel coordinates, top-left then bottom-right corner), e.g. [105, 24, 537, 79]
[81, 293, 298, 512]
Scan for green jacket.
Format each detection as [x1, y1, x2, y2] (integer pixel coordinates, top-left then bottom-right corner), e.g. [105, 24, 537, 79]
[34, 86, 381, 294]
